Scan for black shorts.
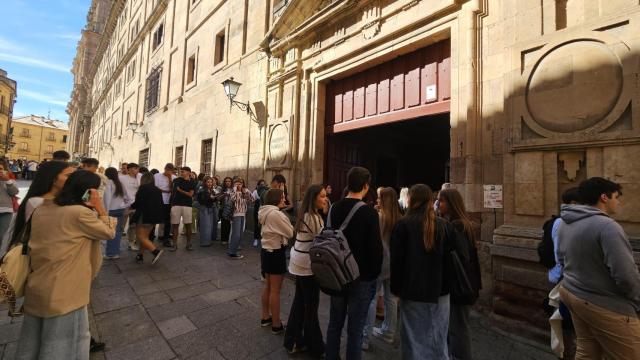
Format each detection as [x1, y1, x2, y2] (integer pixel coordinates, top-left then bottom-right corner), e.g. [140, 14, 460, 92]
[261, 247, 287, 275]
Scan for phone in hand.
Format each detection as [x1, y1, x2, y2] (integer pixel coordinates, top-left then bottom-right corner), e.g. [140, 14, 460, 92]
[81, 190, 91, 202]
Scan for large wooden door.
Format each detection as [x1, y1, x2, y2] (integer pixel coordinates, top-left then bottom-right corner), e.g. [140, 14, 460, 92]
[324, 137, 363, 203]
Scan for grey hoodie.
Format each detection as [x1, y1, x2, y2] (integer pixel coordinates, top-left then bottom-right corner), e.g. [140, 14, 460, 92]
[558, 204, 640, 316]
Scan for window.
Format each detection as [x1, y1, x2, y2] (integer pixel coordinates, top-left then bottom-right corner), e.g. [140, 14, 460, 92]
[131, 19, 140, 42]
[19, 142, 28, 151]
[115, 77, 122, 96]
[20, 129, 30, 138]
[200, 139, 213, 175]
[175, 146, 184, 167]
[214, 30, 225, 66]
[62, 135, 68, 143]
[139, 148, 149, 167]
[127, 60, 136, 83]
[45, 145, 53, 154]
[186, 54, 196, 84]
[145, 67, 162, 112]
[47, 132, 55, 141]
[152, 23, 164, 51]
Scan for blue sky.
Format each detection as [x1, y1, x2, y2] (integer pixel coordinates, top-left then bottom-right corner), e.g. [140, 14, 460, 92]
[0, 0, 91, 123]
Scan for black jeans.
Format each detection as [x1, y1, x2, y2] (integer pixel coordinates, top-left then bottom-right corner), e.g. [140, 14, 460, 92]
[221, 218, 231, 242]
[162, 204, 172, 239]
[284, 276, 325, 356]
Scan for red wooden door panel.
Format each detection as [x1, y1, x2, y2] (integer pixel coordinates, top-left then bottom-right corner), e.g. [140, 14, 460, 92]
[365, 71, 378, 116]
[354, 73, 366, 119]
[405, 54, 421, 107]
[333, 82, 343, 124]
[439, 41, 451, 101]
[342, 78, 354, 121]
[391, 57, 405, 111]
[422, 46, 439, 104]
[378, 62, 391, 114]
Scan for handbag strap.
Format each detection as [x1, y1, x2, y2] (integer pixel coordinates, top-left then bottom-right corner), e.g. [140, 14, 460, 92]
[20, 214, 34, 256]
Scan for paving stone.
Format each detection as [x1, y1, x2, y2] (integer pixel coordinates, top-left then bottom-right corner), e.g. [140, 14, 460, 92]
[168, 282, 218, 301]
[168, 324, 239, 359]
[95, 305, 160, 349]
[147, 296, 211, 323]
[132, 282, 162, 296]
[139, 291, 172, 308]
[91, 284, 140, 314]
[199, 287, 251, 306]
[93, 272, 128, 289]
[125, 273, 156, 288]
[104, 335, 175, 360]
[155, 277, 188, 292]
[185, 348, 226, 360]
[181, 271, 218, 285]
[187, 300, 245, 328]
[157, 315, 197, 339]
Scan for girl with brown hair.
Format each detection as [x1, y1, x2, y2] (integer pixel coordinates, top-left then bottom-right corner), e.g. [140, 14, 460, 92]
[363, 187, 402, 348]
[390, 184, 456, 359]
[437, 188, 481, 360]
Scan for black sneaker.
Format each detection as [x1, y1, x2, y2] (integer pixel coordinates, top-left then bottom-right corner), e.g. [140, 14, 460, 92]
[163, 240, 173, 248]
[90, 337, 105, 353]
[135, 254, 144, 264]
[228, 254, 244, 260]
[287, 344, 308, 355]
[271, 324, 285, 335]
[152, 250, 163, 265]
[260, 317, 272, 327]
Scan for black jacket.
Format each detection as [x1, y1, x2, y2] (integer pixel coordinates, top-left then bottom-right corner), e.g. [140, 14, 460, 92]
[329, 198, 383, 282]
[449, 219, 482, 305]
[131, 183, 164, 224]
[197, 186, 222, 208]
[390, 213, 455, 303]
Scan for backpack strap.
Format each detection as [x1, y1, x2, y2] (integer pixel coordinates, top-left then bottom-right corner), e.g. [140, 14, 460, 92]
[339, 201, 366, 232]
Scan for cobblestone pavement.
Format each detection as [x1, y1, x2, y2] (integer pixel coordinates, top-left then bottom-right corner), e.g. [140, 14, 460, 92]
[0, 229, 556, 360]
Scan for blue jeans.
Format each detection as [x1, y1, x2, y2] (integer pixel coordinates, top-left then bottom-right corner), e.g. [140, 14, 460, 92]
[364, 278, 398, 341]
[16, 306, 90, 360]
[326, 279, 377, 360]
[198, 206, 218, 246]
[105, 209, 126, 257]
[228, 215, 245, 255]
[400, 295, 450, 360]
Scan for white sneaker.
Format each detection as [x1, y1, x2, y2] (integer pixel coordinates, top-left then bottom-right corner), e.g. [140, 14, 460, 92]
[252, 239, 259, 247]
[129, 243, 140, 251]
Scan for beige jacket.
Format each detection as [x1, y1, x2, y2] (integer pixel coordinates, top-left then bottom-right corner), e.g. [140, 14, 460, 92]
[258, 205, 293, 250]
[24, 200, 116, 318]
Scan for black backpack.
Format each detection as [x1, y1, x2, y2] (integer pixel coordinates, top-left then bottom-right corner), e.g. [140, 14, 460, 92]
[537, 215, 559, 269]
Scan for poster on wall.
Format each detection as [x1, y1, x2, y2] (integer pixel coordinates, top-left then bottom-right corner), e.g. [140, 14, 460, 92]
[483, 185, 503, 209]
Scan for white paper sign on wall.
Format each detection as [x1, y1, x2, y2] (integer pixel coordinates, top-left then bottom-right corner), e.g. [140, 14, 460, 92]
[426, 84, 437, 101]
[483, 185, 503, 209]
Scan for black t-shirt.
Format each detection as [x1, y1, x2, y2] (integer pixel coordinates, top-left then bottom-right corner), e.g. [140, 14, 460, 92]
[329, 198, 383, 281]
[171, 178, 197, 206]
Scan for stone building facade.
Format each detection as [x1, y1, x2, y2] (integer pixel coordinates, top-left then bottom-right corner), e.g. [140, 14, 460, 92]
[67, 0, 112, 159]
[0, 69, 17, 157]
[71, 0, 640, 334]
[6, 115, 69, 162]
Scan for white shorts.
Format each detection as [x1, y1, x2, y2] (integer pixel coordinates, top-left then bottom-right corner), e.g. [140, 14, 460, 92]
[170, 205, 193, 225]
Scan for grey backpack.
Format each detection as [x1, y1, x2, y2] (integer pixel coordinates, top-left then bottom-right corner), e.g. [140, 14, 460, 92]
[310, 202, 365, 292]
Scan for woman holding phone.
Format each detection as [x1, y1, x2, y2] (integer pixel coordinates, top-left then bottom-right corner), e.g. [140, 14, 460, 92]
[228, 177, 253, 259]
[15, 170, 116, 359]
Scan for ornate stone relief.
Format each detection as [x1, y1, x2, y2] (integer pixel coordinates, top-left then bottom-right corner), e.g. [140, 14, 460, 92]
[510, 26, 637, 150]
[559, 152, 584, 181]
[362, 0, 381, 40]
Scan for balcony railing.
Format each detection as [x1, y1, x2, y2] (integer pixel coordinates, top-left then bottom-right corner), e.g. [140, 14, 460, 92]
[46, 136, 55, 141]
[18, 133, 31, 138]
[0, 105, 10, 116]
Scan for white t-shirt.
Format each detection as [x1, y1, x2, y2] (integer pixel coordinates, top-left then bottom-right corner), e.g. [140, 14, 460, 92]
[154, 173, 177, 204]
[119, 173, 142, 207]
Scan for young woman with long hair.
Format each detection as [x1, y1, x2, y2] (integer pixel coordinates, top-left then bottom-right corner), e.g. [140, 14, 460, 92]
[197, 176, 223, 247]
[390, 184, 456, 359]
[363, 187, 402, 348]
[6, 161, 75, 252]
[259, 188, 293, 335]
[103, 167, 128, 259]
[15, 170, 115, 359]
[220, 176, 234, 245]
[228, 177, 253, 258]
[284, 184, 327, 356]
[437, 188, 481, 360]
[130, 172, 164, 265]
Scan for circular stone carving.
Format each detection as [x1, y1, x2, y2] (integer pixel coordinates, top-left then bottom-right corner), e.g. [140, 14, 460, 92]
[268, 124, 289, 165]
[526, 40, 623, 133]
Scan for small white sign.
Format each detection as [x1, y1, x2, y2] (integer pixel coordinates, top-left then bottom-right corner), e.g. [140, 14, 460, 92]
[483, 185, 503, 209]
[426, 84, 437, 101]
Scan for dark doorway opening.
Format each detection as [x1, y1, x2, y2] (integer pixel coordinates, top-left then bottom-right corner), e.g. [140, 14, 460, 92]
[325, 113, 450, 201]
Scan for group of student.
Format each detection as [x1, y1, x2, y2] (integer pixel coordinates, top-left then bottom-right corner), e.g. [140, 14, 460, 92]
[542, 178, 640, 360]
[257, 166, 482, 360]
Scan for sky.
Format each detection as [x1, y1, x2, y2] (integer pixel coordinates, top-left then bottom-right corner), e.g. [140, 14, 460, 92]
[0, 0, 92, 123]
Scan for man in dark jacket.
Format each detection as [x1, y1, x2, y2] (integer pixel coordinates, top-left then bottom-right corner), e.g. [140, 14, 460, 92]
[558, 177, 640, 359]
[325, 167, 383, 360]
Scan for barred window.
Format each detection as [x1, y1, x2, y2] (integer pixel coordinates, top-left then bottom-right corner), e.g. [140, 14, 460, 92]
[139, 148, 149, 168]
[200, 139, 213, 175]
[145, 67, 161, 112]
[175, 146, 184, 168]
[152, 23, 164, 51]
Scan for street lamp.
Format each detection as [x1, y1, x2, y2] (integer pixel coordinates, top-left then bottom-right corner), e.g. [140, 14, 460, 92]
[127, 120, 149, 142]
[221, 77, 257, 123]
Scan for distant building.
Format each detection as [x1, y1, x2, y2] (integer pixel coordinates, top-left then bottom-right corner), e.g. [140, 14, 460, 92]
[7, 115, 69, 162]
[0, 69, 17, 157]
